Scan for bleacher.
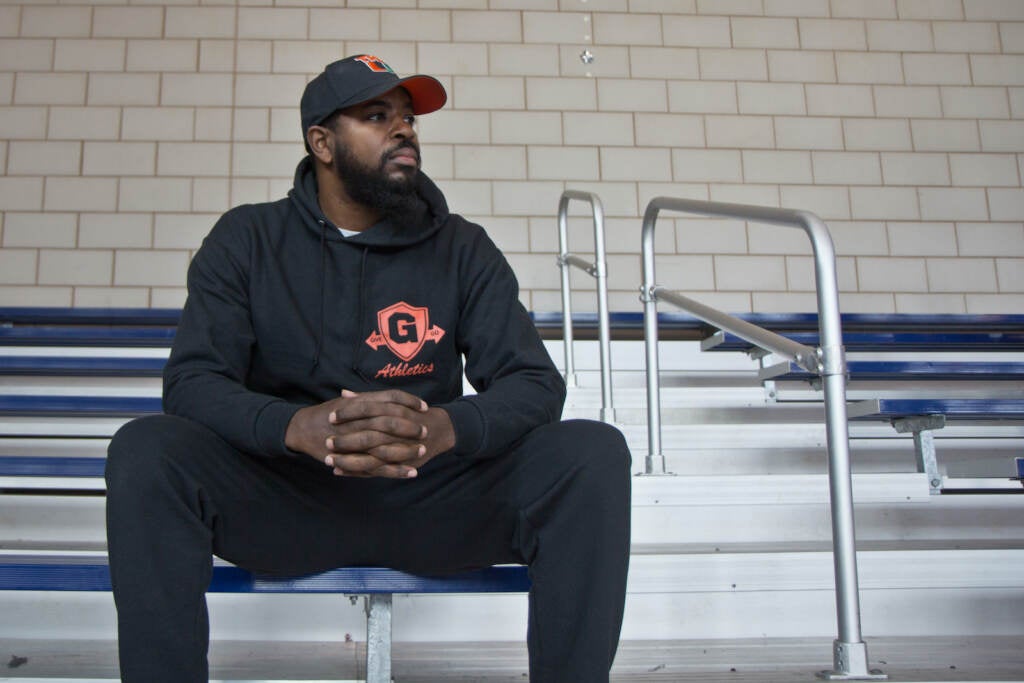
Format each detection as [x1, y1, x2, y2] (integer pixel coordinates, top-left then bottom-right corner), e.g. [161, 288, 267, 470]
[2, 306, 1024, 681]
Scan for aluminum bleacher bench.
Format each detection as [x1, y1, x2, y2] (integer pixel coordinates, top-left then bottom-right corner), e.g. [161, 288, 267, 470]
[847, 398, 1024, 496]
[0, 309, 530, 682]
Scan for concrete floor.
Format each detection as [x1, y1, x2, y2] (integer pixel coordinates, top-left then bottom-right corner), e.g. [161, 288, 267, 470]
[1, 636, 1022, 682]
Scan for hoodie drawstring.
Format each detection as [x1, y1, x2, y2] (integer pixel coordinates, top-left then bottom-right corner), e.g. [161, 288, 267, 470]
[311, 220, 327, 372]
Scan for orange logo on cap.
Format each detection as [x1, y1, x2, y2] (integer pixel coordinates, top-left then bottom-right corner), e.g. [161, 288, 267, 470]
[354, 55, 395, 74]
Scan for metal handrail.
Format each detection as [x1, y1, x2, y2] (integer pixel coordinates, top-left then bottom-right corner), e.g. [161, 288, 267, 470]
[557, 190, 615, 423]
[640, 196, 884, 681]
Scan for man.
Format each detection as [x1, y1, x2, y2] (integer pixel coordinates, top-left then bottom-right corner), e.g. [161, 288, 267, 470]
[105, 55, 631, 683]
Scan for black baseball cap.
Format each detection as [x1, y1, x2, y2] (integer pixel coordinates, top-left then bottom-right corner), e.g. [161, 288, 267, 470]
[300, 55, 447, 137]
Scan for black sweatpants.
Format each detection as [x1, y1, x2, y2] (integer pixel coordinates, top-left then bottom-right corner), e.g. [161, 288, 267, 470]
[105, 414, 631, 682]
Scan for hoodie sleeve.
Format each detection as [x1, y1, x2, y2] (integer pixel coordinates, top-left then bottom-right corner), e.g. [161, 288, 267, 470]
[436, 228, 566, 460]
[162, 213, 306, 458]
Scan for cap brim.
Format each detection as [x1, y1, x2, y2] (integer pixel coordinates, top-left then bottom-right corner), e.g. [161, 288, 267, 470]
[396, 75, 447, 115]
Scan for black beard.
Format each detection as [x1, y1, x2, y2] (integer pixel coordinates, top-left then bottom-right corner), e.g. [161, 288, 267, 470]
[332, 141, 425, 226]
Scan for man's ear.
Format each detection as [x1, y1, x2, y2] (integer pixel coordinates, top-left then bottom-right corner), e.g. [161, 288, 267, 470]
[306, 125, 334, 165]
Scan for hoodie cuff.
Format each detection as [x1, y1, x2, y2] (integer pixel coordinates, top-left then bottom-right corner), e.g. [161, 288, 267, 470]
[254, 400, 306, 458]
[439, 397, 486, 458]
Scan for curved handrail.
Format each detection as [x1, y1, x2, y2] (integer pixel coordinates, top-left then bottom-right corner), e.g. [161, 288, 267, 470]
[557, 190, 615, 423]
[640, 196, 880, 681]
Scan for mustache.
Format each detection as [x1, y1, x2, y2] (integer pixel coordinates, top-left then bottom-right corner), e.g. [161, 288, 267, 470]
[385, 142, 420, 162]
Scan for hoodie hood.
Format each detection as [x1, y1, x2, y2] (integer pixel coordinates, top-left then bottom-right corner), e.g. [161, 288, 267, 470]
[287, 155, 449, 249]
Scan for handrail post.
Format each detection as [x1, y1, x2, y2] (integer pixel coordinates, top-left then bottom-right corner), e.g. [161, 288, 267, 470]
[557, 190, 615, 423]
[640, 196, 884, 680]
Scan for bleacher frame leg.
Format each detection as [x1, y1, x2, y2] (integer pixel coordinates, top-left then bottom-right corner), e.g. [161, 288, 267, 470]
[892, 415, 946, 495]
[364, 593, 393, 683]
[817, 640, 887, 680]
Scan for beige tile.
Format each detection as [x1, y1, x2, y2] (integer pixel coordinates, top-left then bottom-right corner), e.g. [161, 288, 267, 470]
[594, 12, 662, 45]
[382, 10, 450, 42]
[160, 142, 232, 177]
[199, 40, 236, 73]
[668, 81, 737, 114]
[737, 82, 806, 115]
[88, 73, 160, 106]
[491, 111, 562, 145]
[949, 153, 1020, 186]
[493, 180, 568, 216]
[527, 145, 598, 181]
[827, 220, 890, 255]
[742, 150, 812, 184]
[83, 142, 156, 176]
[453, 76, 525, 110]
[490, 44, 560, 76]
[911, 119, 980, 152]
[662, 15, 731, 47]
[766, 0, 830, 17]
[127, 40, 198, 72]
[233, 74, 305, 107]
[0, 106, 47, 140]
[675, 217, 748, 254]
[434, 179, 492, 215]
[812, 151, 882, 185]
[193, 178, 231, 213]
[21, 6, 92, 38]
[997, 258, 1024, 291]
[601, 147, 671, 181]
[965, 292, 1024, 312]
[0, 74, 12, 106]
[48, 107, 120, 141]
[195, 108, 233, 142]
[523, 11, 590, 44]
[238, 7, 308, 39]
[706, 115, 774, 148]
[15, 73, 87, 106]
[873, 85, 941, 117]
[2, 213, 76, 248]
[234, 42, 273, 75]
[857, 256, 929, 291]
[844, 119, 912, 151]
[233, 108, 270, 142]
[928, 257, 998, 292]
[1000, 22, 1024, 53]
[786, 255, 858, 290]
[0, 6, 18, 38]
[715, 255, 788, 291]
[150, 287, 188, 309]
[566, 112, 635, 146]
[798, 18, 868, 50]
[454, 145, 529, 180]
[709, 183, 780, 207]
[934, 21, 1001, 52]
[452, 10, 522, 42]
[122, 107, 195, 141]
[0, 249, 38, 285]
[597, 79, 666, 112]
[836, 51, 903, 84]
[849, 186, 919, 219]
[964, 0, 1024, 20]
[635, 113, 702, 148]
[831, 0, 898, 18]
[956, 222, 1024, 256]
[74, 286, 150, 308]
[166, 7, 237, 39]
[0, 286, 72, 307]
[154, 213, 219, 250]
[895, 292, 966, 312]
[418, 43, 489, 76]
[271, 107, 304, 144]
[115, 249, 191, 287]
[44, 177, 117, 212]
[887, 221, 958, 255]
[419, 110, 490, 144]
[989, 188, 1024, 221]
[628, 47, 700, 80]
[732, 17, 800, 48]
[8, 141, 81, 176]
[805, 84, 874, 116]
[564, 180, 639, 216]
[39, 249, 113, 286]
[697, 0, 763, 15]
[767, 50, 836, 82]
[865, 19, 933, 51]
[118, 178, 193, 212]
[93, 6, 164, 38]
[979, 121, 1024, 152]
[897, 0, 963, 20]
[775, 116, 844, 150]
[779, 184, 851, 219]
[0, 39, 55, 71]
[880, 152, 951, 186]
[698, 48, 768, 81]
[307, 9, 379, 40]
[919, 187, 989, 221]
[903, 53, 972, 85]
[54, 39, 126, 72]
[79, 213, 153, 249]
[527, 77, 597, 111]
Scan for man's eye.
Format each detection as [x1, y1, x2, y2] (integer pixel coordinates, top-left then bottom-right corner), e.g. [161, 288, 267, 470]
[404, 115, 416, 125]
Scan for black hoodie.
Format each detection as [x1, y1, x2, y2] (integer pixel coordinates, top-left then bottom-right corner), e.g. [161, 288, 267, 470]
[163, 157, 566, 461]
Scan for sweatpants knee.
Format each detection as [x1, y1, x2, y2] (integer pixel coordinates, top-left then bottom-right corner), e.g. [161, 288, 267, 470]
[105, 414, 199, 494]
[551, 419, 631, 472]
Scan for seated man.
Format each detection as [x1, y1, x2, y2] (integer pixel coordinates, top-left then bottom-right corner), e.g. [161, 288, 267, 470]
[105, 54, 631, 683]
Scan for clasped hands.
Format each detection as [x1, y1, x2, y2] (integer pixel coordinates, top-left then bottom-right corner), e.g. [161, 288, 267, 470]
[285, 388, 455, 479]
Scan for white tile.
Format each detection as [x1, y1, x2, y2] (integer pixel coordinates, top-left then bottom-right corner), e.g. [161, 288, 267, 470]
[122, 107, 195, 141]
[597, 79, 667, 112]
[160, 142, 233, 177]
[709, 183, 780, 207]
[714, 255, 788, 291]
[880, 152, 951, 186]
[54, 39, 126, 72]
[779, 185, 851, 219]
[593, 12, 662, 46]
[831, 0, 898, 19]
[635, 114, 703, 148]
[165, 7, 237, 39]
[940, 86, 1011, 119]
[452, 77, 525, 110]
[83, 142, 156, 177]
[672, 149, 743, 183]
[234, 74, 306, 107]
[698, 48, 768, 81]
[805, 84, 875, 116]
[865, 19, 933, 51]
[731, 17, 800, 48]
[748, 224, 813, 255]
[493, 181, 567, 216]
[8, 141, 82, 177]
[767, 50, 836, 83]
[523, 11, 590, 44]
[154, 213, 219, 250]
[38, 249, 113, 286]
[527, 77, 597, 111]
[903, 53, 972, 85]
[894, 292, 966, 312]
[919, 187, 989, 221]
[897, 0, 963, 20]
[742, 150, 812, 184]
[988, 188, 1024, 221]
[928, 257, 998, 292]
[873, 85, 941, 118]
[0, 106, 48, 140]
[382, 10, 450, 41]
[0, 249, 37, 285]
[491, 112, 562, 145]
[843, 119, 912, 151]
[565, 112, 635, 147]
[668, 81, 737, 114]
[417, 110, 490, 144]
[627, 47, 700, 80]
[979, 121, 1024, 153]
[949, 153, 1020, 186]
[0, 286, 71, 307]
[231, 143, 298, 179]
[887, 221, 958, 255]
[774, 117, 844, 150]
[48, 106, 120, 141]
[114, 249, 191, 287]
[956, 222, 1024, 256]
[308, 9, 380, 40]
[118, 178, 193, 212]
[849, 186, 919, 219]
[43, 178, 117, 212]
[21, 6, 92, 38]
[697, 0, 764, 15]
[737, 82, 806, 115]
[490, 44, 561, 76]
[706, 115, 774, 148]
[456, 145, 529, 180]
[14, 73, 87, 106]
[965, 293, 1024, 313]
[2, 212, 76, 248]
[79, 213, 153, 249]
[74, 287, 151, 309]
[856, 256, 928, 291]
[964, 0, 1024, 20]
[675, 218, 748, 254]
[600, 148, 672, 181]
[0, 39, 56, 71]
[828, 220, 891, 255]
[765, 0, 831, 17]
[452, 10, 522, 42]
[799, 18, 868, 50]
[933, 21, 1000, 52]
[836, 51, 903, 84]
[911, 119, 980, 152]
[997, 258, 1024, 292]
[662, 15, 732, 47]
[434, 179, 491, 215]
[971, 54, 1024, 86]
[93, 6, 165, 38]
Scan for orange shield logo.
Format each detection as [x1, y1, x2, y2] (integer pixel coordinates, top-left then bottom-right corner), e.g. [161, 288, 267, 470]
[366, 301, 445, 362]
